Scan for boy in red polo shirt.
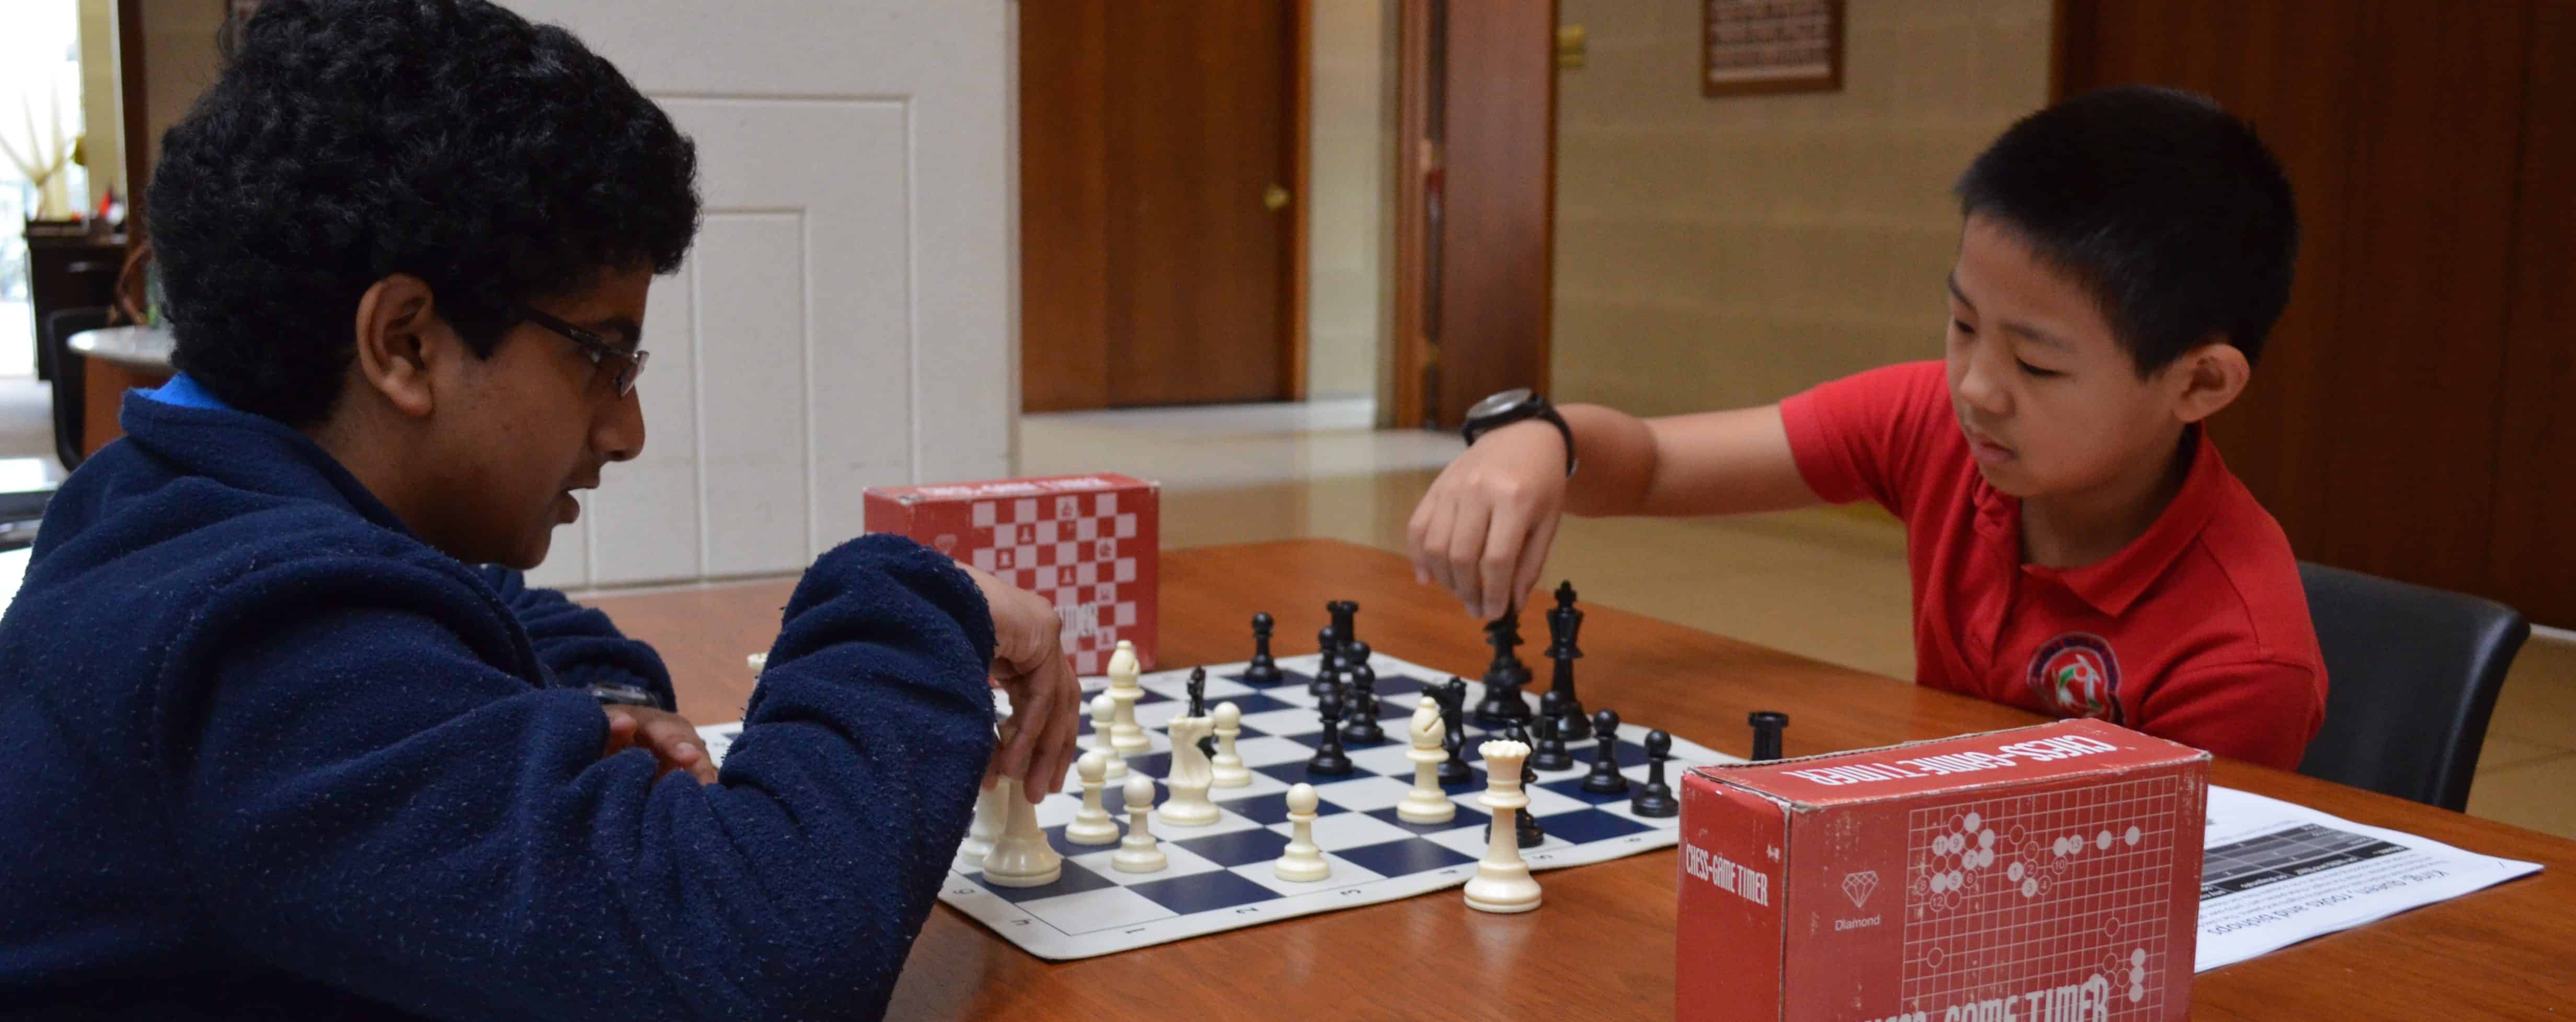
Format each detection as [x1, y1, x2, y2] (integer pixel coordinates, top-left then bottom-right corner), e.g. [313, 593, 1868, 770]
[1408, 86, 2324, 768]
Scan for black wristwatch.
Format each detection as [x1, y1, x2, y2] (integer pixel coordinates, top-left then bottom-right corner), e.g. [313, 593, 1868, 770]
[1461, 388, 1577, 478]
[588, 682, 662, 708]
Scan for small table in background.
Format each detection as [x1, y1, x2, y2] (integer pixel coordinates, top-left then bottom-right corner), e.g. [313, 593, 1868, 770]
[66, 325, 176, 457]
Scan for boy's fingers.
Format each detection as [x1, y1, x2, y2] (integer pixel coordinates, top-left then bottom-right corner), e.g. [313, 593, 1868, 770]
[1445, 498, 1494, 617]
[1479, 504, 1528, 620]
[1510, 511, 1561, 617]
[1010, 662, 1076, 797]
[993, 702, 1039, 797]
[1416, 493, 1457, 597]
[670, 742, 717, 784]
[1031, 698, 1077, 799]
[601, 710, 639, 757]
[1406, 488, 1441, 583]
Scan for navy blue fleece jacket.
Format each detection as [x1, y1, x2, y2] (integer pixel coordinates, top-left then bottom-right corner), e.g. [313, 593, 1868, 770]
[0, 392, 998, 1019]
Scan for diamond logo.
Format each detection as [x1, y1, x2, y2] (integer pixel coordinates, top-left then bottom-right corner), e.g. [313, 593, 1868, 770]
[1843, 870, 1880, 908]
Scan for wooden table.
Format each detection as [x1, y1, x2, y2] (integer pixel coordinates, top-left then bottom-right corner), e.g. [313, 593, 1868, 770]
[589, 539, 2576, 1020]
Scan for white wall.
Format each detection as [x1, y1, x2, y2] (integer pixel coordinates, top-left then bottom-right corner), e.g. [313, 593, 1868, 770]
[1306, 0, 1396, 410]
[505, 0, 1016, 588]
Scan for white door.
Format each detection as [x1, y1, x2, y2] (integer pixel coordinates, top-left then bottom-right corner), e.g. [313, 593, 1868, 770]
[508, 0, 1016, 589]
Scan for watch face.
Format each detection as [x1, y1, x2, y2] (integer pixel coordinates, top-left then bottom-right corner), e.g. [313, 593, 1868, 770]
[1468, 388, 1534, 422]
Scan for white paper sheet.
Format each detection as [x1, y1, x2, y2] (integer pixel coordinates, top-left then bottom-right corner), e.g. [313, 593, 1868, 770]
[2194, 785, 2541, 971]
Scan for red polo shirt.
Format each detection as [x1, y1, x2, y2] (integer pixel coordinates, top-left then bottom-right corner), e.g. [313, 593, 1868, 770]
[1779, 361, 2326, 768]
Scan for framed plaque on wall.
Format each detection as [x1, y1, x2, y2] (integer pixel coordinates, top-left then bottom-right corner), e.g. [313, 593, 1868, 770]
[1703, 0, 1843, 97]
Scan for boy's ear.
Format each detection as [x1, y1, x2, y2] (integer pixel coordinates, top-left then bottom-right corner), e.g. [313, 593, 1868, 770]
[2168, 337, 2251, 425]
[351, 273, 447, 419]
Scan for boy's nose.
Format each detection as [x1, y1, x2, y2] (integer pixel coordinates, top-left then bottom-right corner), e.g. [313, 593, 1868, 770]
[595, 390, 647, 463]
[1957, 356, 2012, 415]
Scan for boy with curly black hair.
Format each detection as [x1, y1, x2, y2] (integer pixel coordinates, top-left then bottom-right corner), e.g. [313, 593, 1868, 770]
[0, 1, 1081, 1018]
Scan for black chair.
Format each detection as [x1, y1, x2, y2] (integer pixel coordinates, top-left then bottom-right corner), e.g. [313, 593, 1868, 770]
[2295, 561, 2529, 811]
[41, 307, 110, 472]
[0, 488, 47, 552]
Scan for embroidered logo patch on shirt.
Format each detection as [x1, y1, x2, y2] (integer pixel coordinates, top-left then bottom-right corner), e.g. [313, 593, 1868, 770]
[2027, 634, 2122, 723]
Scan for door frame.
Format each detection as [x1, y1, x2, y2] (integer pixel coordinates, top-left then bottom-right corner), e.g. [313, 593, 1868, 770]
[1390, 0, 1434, 429]
[1388, 0, 1556, 430]
[1284, 0, 1313, 402]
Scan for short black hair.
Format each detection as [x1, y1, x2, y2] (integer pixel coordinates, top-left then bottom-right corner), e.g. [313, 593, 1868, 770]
[150, 0, 700, 424]
[1954, 85, 2297, 374]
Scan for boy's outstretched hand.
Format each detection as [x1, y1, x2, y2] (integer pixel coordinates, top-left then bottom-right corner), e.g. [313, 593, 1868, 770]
[601, 705, 720, 784]
[1408, 420, 1570, 621]
[962, 563, 1083, 802]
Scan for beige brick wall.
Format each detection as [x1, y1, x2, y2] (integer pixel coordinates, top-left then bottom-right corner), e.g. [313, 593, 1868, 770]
[1550, 0, 2052, 416]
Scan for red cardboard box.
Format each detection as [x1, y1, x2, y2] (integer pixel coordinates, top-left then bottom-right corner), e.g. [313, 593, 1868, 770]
[862, 473, 1160, 675]
[1677, 719, 2208, 1022]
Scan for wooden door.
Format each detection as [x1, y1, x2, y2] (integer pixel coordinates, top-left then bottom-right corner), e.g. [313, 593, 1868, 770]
[2058, 0, 2576, 624]
[504, 0, 1014, 588]
[1393, 0, 1556, 430]
[1022, 1, 1301, 412]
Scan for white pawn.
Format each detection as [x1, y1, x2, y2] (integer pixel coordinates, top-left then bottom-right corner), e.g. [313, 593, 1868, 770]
[1159, 715, 1220, 827]
[979, 778, 1063, 887]
[1106, 640, 1149, 757]
[1398, 695, 1456, 824]
[1065, 750, 1121, 845]
[1211, 702, 1251, 788]
[1464, 740, 1542, 913]
[1112, 774, 1167, 873]
[955, 782, 1005, 871]
[1088, 693, 1128, 779]
[1274, 783, 1330, 882]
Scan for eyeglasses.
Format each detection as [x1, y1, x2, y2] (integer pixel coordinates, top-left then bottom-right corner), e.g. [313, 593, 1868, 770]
[519, 304, 649, 397]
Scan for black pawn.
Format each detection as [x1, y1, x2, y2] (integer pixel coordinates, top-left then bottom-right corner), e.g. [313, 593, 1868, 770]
[1750, 710, 1789, 762]
[1187, 667, 1218, 759]
[1308, 687, 1354, 775]
[1505, 721, 1540, 784]
[1309, 626, 1342, 697]
[1243, 612, 1283, 684]
[1528, 690, 1576, 770]
[1631, 730, 1678, 818]
[1329, 600, 1361, 655]
[1484, 738, 1547, 848]
[1581, 708, 1628, 795]
[1340, 641, 1385, 744]
[1436, 676, 1474, 785]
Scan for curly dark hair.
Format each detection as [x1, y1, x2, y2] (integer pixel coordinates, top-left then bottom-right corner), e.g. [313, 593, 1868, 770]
[149, 0, 700, 425]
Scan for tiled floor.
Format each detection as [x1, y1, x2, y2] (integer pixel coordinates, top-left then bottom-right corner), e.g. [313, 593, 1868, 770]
[1020, 402, 2576, 840]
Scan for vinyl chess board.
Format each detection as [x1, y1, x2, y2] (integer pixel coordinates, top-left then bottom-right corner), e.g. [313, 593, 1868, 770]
[699, 651, 1738, 960]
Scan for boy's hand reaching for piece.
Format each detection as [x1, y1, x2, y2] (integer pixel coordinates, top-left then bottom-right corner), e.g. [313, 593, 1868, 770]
[962, 563, 1083, 802]
[1409, 420, 1570, 620]
[601, 705, 719, 784]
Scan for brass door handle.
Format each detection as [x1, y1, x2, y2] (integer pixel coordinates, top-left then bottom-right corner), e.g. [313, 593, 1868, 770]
[1264, 184, 1291, 211]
